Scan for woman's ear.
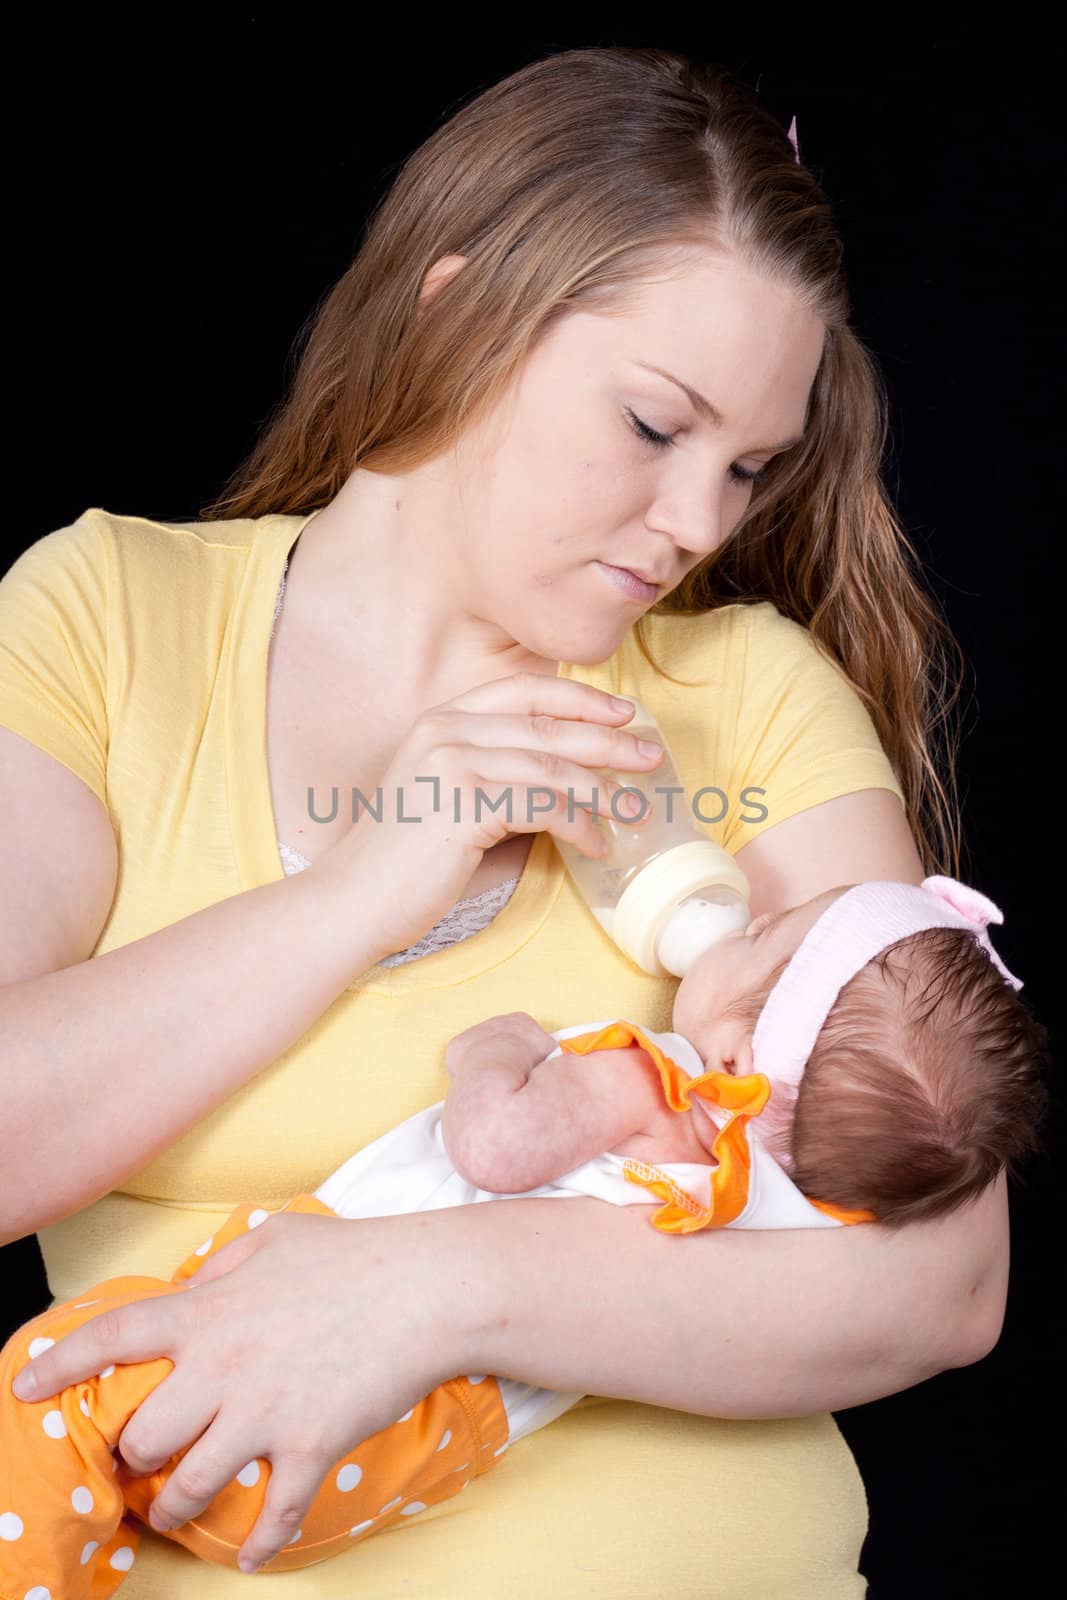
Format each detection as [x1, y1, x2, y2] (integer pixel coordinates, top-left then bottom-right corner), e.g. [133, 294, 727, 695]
[418, 253, 469, 308]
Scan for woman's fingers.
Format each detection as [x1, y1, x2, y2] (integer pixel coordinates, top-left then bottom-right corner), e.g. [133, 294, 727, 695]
[184, 1227, 261, 1287]
[434, 703, 661, 775]
[233, 1455, 331, 1574]
[143, 1419, 263, 1533]
[116, 1370, 220, 1477]
[441, 672, 633, 726]
[146, 1429, 331, 1576]
[443, 744, 645, 842]
[10, 1292, 186, 1401]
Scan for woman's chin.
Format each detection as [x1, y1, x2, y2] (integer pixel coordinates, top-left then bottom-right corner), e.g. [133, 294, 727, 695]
[549, 627, 635, 667]
[514, 580, 653, 667]
[554, 599, 650, 662]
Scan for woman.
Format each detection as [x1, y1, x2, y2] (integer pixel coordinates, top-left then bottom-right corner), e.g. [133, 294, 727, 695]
[0, 45, 1005, 1596]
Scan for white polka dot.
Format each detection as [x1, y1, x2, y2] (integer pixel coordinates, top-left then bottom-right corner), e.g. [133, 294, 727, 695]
[400, 1501, 427, 1516]
[349, 1519, 374, 1536]
[287, 1527, 303, 1545]
[194, 1237, 215, 1256]
[28, 1337, 55, 1359]
[379, 1495, 402, 1513]
[79, 1396, 91, 1417]
[494, 1443, 508, 1456]
[435, 1429, 452, 1451]
[42, 1410, 67, 1439]
[396, 1407, 414, 1422]
[71, 1486, 94, 1515]
[74, 1300, 100, 1310]
[467, 1374, 486, 1384]
[109, 1546, 135, 1571]
[80, 1541, 100, 1564]
[453, 1462, 470, 1473]
[336, 1463, 362, 1492]
[23, 1586, 51, 1600]
[99, 1365, 115, 1380]
[0, 1511, 24, 1539]
[235, 1460, 261, 1487]
[247, 1209, 270, 1229]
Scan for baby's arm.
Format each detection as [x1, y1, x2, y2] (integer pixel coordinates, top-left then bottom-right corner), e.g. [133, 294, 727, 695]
[440, 1012, 668, 1192]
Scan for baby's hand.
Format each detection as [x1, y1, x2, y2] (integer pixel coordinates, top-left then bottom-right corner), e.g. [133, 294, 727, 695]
[444, 1011, 557, 1079]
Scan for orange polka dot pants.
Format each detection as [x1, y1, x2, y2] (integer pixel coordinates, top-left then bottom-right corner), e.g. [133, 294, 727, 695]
[0, 1194, 509, 1597]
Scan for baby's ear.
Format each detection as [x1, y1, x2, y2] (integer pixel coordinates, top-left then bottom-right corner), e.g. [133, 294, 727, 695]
[720, 1017, 756, 1078]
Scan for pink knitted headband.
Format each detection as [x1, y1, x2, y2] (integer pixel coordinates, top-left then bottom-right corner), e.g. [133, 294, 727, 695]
[750, 876, 1024, 1133]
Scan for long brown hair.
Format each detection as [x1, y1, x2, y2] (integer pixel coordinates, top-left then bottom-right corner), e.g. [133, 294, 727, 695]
[202, 45, 966, 876]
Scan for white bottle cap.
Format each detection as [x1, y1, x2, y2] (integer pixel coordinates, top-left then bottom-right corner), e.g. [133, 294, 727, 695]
[656, 894, 751, 977]
[612, 840, 751, 976]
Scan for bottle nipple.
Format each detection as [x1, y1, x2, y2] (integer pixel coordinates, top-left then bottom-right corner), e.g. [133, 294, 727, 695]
[656, 892, 750, 978]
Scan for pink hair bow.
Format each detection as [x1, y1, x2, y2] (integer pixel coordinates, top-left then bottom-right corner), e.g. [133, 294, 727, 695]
[920, 874, 1022, 990]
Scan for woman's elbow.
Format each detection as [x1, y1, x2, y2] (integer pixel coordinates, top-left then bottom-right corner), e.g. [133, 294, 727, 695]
[950, 1249, 1010, 1368]
[0, 1162, 95, 1247]
[0, 1185, 101, 1249]
[936, 1175, 1012, 1369]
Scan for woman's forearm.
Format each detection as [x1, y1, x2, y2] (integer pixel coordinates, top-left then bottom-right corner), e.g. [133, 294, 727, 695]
[425, 1171, 1008, 1418]
[0, 837, 391, 1245]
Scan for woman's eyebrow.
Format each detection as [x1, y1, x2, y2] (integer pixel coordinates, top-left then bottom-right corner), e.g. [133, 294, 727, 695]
[631, 360, 806, 454]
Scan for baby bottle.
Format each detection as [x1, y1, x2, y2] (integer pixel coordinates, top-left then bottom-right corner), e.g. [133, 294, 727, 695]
[554, 695, 751, 977]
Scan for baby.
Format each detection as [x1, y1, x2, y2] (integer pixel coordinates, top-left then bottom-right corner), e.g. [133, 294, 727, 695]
[0, 875, 1049, 1593]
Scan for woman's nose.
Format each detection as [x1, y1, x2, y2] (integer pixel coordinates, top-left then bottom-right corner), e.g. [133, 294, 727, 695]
[648, 484, 740, 561]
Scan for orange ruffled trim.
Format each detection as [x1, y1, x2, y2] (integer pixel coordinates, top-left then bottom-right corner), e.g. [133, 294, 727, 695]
[556, 1020, 874, 1232]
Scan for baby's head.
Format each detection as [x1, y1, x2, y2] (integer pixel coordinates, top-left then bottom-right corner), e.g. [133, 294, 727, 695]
[672, 877, 1052, 1228]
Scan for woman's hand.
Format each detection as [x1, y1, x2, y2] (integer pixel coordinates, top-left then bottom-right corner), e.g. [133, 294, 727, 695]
[9, 1209, 469, 1574]
[313, 672, 662, 958]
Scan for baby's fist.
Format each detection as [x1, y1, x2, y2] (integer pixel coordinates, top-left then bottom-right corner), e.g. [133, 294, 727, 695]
[444, 1011, 556, 1078]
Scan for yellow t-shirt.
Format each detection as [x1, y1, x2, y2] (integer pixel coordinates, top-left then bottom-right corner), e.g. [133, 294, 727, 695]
[0, 507, 905, 1598]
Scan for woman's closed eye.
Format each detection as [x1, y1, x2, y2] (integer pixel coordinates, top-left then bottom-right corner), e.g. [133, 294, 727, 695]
[624, 407, 772, 486]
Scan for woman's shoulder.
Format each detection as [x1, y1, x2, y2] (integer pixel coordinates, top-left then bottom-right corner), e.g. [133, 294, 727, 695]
[69, 504, 278, 558]
[3, 505, 278, 584]
[50, 505, 306, 604]
[627, 598, 823, 688]
[0, 505, 303, 680]
[644, 595, 822, 644]
[618, 597, 902, 850]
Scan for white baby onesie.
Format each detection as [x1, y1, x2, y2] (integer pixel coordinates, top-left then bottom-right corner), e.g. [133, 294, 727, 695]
[313, 1018, 842, 1446]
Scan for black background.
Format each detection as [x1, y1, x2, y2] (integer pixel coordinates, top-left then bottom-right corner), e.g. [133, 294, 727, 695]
[5, 14, 1062, 1597]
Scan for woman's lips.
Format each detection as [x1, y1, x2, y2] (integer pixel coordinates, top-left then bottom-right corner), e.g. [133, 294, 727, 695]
[595, 561, 659, 603]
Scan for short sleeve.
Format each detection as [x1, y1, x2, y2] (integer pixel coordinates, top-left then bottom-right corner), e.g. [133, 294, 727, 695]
[721, 601, 906, 856]
[0, 509, 110, 808]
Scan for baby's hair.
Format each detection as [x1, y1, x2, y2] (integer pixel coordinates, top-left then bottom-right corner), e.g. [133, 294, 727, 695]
[723, 928, 1053, 1228]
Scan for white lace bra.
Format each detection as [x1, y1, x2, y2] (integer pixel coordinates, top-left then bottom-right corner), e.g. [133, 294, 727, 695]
[270, 557, 520, 967]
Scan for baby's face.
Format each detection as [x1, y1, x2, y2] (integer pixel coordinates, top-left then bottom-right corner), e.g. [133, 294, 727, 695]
[671, 884, 854, 1071]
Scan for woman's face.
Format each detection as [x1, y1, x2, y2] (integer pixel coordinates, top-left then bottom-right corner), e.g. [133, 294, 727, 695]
[450, 245, 827, 666]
